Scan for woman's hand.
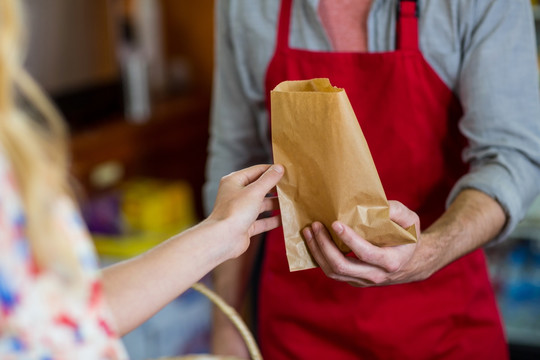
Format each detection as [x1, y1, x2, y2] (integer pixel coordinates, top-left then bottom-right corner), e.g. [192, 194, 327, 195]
[102, 165, 282, 336]
[303, 200, 423, 287]
[207, 164, 284, 259]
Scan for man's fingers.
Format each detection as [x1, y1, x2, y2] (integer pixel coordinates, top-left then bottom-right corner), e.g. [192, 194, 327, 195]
[331, 221, 408, 273]
[312, 222, 351, 266]
[302, 225, 334, 276]
[307, 222, 357, 277]
[389, 200, 419, 230]
[304, 224, 383, 286]
[331, 221, 388, 265]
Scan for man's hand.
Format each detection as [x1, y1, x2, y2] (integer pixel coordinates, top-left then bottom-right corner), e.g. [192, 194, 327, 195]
[303, 190, 507, 287]
[302, 200, 426, 286]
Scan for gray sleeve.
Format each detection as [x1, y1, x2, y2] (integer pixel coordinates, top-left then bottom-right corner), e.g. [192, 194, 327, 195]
[448, 0, 540, 242]
[203, 2, 271, 215]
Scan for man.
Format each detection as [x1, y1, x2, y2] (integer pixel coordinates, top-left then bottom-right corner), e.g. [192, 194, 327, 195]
[204, 0, 540, 358]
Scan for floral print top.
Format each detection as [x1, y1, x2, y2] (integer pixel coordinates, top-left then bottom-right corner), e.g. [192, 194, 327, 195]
[0, 151, 128, 360]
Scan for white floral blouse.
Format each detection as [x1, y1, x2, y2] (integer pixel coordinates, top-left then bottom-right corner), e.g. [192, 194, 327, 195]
[0, 151, 129, 360]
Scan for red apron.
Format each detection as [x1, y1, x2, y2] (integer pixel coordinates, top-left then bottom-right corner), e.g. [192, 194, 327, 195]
[259, 0, 508, 359]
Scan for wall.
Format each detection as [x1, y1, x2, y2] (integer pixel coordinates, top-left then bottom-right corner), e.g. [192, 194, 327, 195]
[160, 0, 215, 95]
[24, 0, 118, 94]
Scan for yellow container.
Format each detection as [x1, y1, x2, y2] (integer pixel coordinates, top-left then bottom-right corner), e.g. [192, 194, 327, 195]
[93, 178, 196, 259]
[122, 179, 196, 233]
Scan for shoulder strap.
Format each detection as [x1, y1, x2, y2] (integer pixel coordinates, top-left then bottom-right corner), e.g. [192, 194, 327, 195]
[276, 0, 293, 50]
[397, 0, 419, 51]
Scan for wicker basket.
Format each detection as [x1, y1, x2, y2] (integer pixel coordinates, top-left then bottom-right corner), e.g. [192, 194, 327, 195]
[151, 283, 262, 360]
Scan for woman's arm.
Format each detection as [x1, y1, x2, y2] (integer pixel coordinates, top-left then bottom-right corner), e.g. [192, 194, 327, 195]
[102, 164, 283, 336]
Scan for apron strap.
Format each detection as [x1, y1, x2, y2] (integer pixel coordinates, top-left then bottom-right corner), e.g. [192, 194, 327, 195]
[276, 0, 293, 51]
[397, 0, 419, 51]
[278, 0, 419, 52]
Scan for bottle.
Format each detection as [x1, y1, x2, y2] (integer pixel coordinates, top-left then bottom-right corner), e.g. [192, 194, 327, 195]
[113, 0, 151, 123]
[136, 0, 166, 95]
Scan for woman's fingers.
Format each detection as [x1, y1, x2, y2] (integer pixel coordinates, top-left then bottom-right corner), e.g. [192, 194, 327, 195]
[259, 196, 279, 213]
[226, 164, 272, 187]
[248, 165, 283, 197]
[251, 215, 282, 236]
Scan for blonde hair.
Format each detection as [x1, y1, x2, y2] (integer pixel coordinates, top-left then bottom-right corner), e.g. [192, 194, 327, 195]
[0, 0, 81, 278]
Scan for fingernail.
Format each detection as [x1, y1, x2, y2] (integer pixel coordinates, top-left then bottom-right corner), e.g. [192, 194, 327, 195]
[303, 227, 313, 240]
[272, 164, 284, 174]
[332, 222, 344, 234]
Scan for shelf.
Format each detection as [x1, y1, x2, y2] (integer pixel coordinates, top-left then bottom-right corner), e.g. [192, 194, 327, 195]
[70, 93, 211, 219]
[511, 222, 540, 242]
[510, 196, 540, 242]
[534, 4, 540, 21]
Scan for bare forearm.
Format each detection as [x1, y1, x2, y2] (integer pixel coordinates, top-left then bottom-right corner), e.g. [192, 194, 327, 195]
[102, 220, 230, 336]
[100, 164, 283, 337]
[420, 188, 506, 274]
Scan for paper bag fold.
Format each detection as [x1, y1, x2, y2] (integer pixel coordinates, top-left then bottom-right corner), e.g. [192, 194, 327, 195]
[271, 78, 417, 272]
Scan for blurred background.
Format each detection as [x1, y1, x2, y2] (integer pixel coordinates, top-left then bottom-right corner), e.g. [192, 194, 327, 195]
[24, 0, 215, 358]
[22, 0, 540, 359]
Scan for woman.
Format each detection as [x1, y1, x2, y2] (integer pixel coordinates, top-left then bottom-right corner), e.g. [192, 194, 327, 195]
[0, 0, 283, 358]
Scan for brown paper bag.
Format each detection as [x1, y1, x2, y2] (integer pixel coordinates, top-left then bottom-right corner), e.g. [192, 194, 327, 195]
[271, 78, 417, 272]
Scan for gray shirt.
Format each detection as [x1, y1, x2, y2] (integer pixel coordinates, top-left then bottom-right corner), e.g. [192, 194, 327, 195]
[204, 0, 540, 242]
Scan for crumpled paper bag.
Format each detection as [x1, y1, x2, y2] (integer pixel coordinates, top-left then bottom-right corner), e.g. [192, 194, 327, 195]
[271, 78, 417, 272]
